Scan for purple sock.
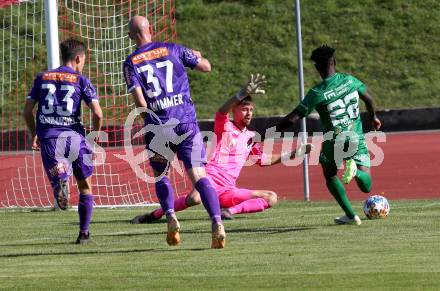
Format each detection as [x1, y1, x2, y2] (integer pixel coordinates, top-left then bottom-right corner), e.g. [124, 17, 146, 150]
[155, 176, 175, 216]
[78, 194, 94, 233]
[195, 178, 222, 227]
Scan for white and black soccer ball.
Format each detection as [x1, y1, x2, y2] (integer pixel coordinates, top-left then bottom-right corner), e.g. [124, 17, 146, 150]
[363, 195, 390, 219]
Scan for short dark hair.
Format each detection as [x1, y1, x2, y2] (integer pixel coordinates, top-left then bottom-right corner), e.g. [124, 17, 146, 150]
[238, 95, 254, 106]
[310, 45, 335, 71]
[60, 38, 86, 63]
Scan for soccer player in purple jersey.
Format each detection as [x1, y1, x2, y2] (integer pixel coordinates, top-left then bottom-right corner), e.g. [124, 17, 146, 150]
[23, 38, 103, 244]
[123, 16, 225, 248]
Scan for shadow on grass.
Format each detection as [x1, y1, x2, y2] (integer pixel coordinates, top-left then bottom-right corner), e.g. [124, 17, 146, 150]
[0, 226, 314, 257]
[99, 226, 315, 238]
[127, 216, 247, 224]
[64, 219, 133, 226]
[64, 216, 248, 226]
[0, 247, 208, 258]
[0, 241, 71, 247]
[223, 226, 315, 234]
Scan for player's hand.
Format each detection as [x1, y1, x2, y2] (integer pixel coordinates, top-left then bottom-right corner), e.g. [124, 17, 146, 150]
[371, 117, 381, 131]
[93, 131, 101, 144]
[244, 73, 267, 96]
[296, 143, 313, 158]
[192, 49, 202, 59]
[32, 135, 40, 151]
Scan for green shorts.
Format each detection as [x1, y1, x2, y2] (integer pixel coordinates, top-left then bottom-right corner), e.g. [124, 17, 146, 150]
[319, 134, 370, 169]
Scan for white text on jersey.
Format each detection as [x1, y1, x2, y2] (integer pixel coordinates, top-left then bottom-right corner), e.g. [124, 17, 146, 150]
[149, 94, 183, 111]
[39, 115, 77, 126]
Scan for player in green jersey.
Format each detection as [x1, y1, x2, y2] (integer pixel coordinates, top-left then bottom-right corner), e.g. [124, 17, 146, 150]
[276, 45, 381, 225]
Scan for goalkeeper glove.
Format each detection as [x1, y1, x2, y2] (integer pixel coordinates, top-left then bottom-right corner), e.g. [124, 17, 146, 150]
[236, 73, 267, 101]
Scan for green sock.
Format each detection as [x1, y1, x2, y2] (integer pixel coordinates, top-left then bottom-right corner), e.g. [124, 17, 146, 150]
[355, 169, 372, 193]
[326, 177, 356, 218]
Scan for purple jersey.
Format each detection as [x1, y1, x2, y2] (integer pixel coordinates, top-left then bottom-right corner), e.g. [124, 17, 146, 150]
[27, 66, 99, 139]
[123, 42, 199, 125]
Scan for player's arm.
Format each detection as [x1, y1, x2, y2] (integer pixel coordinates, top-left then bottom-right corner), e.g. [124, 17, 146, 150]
[23, 98, 39, 150]
[261, 144, 313, 166]
[88, 100, 103, 132]
[359, 90, 381, 130]
[130, 87, 149, 121]
[275, 108, 304, 132]
[123, 61, 149, 121]
[82, 80, 103, 133]
[23, 76, 41, 150]
[23, 99, 37, 137]
[274, 89, 318, 132]
[191, 49, 211, 72]
[218, 74, 266, 114]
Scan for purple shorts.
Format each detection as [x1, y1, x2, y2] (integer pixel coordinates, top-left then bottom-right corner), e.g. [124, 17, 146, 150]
[39, 132, 94, 185]
[144, 122, 206, 171]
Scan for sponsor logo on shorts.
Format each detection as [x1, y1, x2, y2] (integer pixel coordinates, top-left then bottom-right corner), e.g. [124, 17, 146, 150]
[49, 163, 67, 178]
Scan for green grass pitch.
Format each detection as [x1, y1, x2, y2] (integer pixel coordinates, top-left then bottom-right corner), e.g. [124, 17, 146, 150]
[1, 200, 440, 290]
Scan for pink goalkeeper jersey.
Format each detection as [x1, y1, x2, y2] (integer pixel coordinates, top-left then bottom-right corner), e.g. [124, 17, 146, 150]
[206, 112, 267, 186]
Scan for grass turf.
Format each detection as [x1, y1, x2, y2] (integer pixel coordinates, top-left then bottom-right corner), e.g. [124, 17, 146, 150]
[1, 200, 439, 290]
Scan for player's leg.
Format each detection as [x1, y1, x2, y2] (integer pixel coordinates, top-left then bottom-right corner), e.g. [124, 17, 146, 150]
[353, 140, 372, 193]
[130, 190, 201, 224]
[321, 141, 361, 225]
[177, 123, 225, 248]
[221, 188, 277, 219]
[342, 136, 372, 192]
[187, 167, 225, 248]
[251, 190, 278, 207]
[323, 164, 361, 225]
[144, 126, 182, 245]
[149, 155, 181, 246]
[71, 136, 95, 244]
[75, 178, 94, 244]
[40, 137, 71, 210]
[355, 165, 372, 193]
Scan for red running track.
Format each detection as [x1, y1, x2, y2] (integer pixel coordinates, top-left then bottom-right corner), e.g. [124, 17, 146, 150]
[0, 131, 438, 207]
[238, 131, 440, 201]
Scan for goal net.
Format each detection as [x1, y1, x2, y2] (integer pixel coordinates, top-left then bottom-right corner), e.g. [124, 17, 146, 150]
[0, 0, 191, 209]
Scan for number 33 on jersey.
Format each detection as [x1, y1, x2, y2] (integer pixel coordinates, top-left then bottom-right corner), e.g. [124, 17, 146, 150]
[27, 66, 99, 139]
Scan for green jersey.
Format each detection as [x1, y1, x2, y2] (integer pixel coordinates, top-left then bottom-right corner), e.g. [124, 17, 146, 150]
[295, 73, 366, 135]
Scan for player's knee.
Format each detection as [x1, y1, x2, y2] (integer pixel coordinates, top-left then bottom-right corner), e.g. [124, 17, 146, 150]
[77, 178, 92, 194]
[322, 164, 337, 180]
[266, 191, 278, 207]
[150, 155, 170, 177]
[186, 193, 202, 206]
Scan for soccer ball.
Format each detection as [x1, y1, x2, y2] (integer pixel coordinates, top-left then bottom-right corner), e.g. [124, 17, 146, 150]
[363, 195, 390, 219]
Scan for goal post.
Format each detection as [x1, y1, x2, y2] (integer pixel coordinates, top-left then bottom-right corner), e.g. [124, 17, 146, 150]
[0, 0, 189, 209]
[44, 0, 60, 70]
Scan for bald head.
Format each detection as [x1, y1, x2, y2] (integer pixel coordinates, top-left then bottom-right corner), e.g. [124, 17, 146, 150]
[128, 16, 152, 46]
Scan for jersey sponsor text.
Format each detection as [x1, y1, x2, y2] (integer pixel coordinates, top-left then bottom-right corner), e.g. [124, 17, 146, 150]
[323, 79, 353, 100]
[131, 47, 169, 64]
[42, 72, 78, 83]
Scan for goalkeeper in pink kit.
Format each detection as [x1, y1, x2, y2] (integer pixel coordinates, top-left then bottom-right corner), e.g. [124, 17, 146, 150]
[131, 74, 311, 223]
